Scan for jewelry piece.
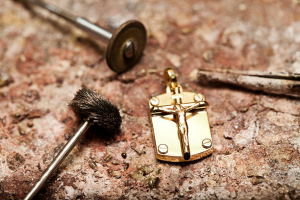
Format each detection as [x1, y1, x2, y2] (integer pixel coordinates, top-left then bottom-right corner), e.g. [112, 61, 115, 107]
[149, 69, 213, 162]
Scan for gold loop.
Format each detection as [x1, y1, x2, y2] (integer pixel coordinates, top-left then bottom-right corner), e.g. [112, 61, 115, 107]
[164, 68, 178, 91]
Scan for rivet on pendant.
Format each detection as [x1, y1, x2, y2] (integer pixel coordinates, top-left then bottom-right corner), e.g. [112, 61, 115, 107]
[202, 138, 212, 149]
[158, 144, 168, 154]
[194, 93, 204, 102]
[150, 97, 160, 106]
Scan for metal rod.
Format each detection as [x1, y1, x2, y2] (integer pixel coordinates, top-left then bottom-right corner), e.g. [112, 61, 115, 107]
[17, 0, 147, 73]
[201, 68, 300, 80]
[24, 0, 112, 42]
[75, 17, 112, 41]
[24, 121, 92, 200]
[198, 68, 300, 98]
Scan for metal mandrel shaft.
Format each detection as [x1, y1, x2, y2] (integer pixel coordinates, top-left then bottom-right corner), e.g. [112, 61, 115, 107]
[24, 121, 91, 200]
[27, 0, 113, 41]
[17, 0, 147, 73]
[24, 88, 122, 200]
[198, 68, 300, 98]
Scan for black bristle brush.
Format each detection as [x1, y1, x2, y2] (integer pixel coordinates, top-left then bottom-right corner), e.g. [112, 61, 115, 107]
[24, 88, 122, 200]
[69, 88, 122, 132]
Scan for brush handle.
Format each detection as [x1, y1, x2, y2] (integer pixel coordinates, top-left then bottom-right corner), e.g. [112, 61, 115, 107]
[24, 121, 91, 200]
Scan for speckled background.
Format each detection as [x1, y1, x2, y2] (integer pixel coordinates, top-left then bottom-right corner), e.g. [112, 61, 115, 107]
[0, 0, 300, 199]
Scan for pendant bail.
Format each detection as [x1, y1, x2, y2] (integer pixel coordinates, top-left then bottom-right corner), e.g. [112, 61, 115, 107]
[164, 68, 178, 93]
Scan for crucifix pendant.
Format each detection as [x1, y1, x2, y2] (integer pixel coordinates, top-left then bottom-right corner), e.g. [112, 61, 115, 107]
[149, 68, 213, 162]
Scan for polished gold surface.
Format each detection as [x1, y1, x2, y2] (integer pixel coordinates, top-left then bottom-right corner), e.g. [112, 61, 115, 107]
[149, 68, 213, 162]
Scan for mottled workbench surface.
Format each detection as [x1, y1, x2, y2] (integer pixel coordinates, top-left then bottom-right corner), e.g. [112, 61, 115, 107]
[1, 0, 300, 199]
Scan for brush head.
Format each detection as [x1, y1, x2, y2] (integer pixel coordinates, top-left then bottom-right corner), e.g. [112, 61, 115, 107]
[69, 88, 122, 132]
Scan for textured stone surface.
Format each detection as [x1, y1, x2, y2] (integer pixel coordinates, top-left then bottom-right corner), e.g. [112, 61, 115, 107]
[0, 0, 300, 199]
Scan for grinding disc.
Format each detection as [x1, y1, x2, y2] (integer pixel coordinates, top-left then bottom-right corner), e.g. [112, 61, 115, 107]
[106, 20, 147, 73]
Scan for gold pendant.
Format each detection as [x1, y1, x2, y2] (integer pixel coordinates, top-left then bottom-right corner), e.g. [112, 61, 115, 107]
[149, 69, 213, 162]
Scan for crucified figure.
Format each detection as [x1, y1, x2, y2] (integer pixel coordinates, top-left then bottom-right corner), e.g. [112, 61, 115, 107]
[152, 92, 203, 160]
